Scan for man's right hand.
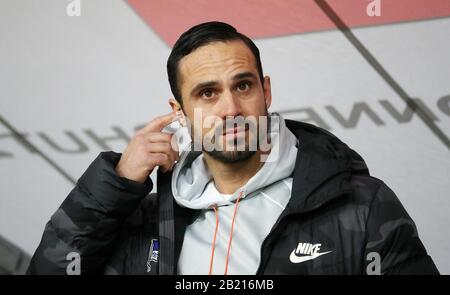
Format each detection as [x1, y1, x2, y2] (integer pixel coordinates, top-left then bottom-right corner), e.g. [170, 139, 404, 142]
[115, 112, 181, 183]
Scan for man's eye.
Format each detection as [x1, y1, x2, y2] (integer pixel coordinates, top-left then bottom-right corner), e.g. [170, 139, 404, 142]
[237, 82, 250, 92]
[200, 89, 214, 99]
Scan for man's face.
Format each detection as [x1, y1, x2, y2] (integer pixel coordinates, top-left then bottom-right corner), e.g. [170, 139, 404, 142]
[177, 40, 272, 163]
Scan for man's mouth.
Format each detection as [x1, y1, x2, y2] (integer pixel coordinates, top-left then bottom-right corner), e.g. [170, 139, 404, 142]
[221, 126, 250, 143]
[223, 126, 247, 135]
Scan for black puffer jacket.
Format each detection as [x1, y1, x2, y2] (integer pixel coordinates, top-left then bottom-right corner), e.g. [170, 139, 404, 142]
[27, 120, 439, 275]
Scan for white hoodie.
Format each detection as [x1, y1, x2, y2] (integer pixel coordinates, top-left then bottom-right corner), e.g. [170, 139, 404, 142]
[171, 113, 298, 274]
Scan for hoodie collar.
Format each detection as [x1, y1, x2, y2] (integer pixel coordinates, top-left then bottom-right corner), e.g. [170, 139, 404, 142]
[171, 113, 299, 209]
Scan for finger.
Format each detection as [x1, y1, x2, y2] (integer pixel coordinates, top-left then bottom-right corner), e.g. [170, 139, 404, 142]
[144, 134, 179, 162]
[146, 132, 173, 143]
[161, 147, 178, 169]
[173, 149, 180, 162]
[147, 153, 171, 172]
[167, 148, 180, 167]
[147, 142, 172, 154]
[147, 144, 178, 169]
[145, 139, 178, 163]
[158, 153, 173, 173]
[142, 112, 180, 133]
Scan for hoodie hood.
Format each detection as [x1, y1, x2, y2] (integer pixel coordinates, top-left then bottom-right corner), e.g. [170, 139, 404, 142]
[171, 113, 299, 209]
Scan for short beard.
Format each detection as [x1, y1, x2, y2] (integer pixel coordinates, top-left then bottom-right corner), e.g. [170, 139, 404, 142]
[204, 149, 256, 163]
[201, 108, 271, 164]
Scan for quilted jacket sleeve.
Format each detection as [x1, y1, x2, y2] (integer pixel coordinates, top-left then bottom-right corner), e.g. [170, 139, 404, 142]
[26, 151, 153, 275]
[363, 182, 439, 275]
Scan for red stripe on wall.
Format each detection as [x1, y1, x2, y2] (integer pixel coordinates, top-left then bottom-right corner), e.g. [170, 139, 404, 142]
[127, 0, 450, 46]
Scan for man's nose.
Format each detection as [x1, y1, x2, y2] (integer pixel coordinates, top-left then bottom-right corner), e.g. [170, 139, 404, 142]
[218, 90, 242, 118]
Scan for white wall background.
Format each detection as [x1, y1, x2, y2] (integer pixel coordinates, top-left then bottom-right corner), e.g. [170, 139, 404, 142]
[1, 0, 449, 273]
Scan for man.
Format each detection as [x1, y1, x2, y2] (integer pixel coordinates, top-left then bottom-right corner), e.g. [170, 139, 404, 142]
[27, 22, 439, 275]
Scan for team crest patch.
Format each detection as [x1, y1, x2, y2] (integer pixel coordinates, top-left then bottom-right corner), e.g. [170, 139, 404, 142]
[147, 239, 159, 273]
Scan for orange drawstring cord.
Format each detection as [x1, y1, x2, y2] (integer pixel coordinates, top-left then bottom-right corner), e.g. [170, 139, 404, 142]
[224, 191, 244, 275]
[208, 205, 219, 275]
[208, 191, 244, 275]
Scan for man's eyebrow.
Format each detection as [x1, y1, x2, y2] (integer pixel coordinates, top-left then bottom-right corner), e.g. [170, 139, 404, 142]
[189, 72, 258, 96]
[190, 81, 219, 96]
[232, 71, 257, 81]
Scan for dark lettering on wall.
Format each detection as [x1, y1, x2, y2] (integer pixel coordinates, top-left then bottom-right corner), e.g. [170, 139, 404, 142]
[84, 126, 131, 150]
[325, 102, 385, 128]
[437, 95, 450, 116]
[278, 107, 331, 130]
[379, 98, 439, 123]
[38, 131, 89, 154]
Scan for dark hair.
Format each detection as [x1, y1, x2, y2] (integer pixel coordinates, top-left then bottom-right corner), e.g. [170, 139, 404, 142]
[167, 21, 264, 106]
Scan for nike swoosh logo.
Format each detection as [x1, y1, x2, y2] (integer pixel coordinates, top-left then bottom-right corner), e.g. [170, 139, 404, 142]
[289, 250, 332, 263]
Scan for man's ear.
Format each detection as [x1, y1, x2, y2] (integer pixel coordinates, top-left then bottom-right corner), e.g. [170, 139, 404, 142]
[168, 98, 186, 126]
[169, 98, 182, 112]
[263, 76, 272, 109]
